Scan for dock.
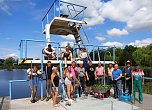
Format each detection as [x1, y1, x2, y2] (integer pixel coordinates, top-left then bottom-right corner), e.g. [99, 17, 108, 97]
[4, 93, 151, 110]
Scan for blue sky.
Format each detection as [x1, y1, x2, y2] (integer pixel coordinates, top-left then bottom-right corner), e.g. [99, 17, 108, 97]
[0, 0, 152, 59]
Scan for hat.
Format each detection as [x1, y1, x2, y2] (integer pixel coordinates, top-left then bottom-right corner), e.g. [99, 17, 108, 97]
[135, 64, 139, 66]
[125, 60, 132, 65]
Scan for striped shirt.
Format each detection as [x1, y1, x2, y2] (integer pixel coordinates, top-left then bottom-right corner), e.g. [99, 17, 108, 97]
[132, 69, 144, 78]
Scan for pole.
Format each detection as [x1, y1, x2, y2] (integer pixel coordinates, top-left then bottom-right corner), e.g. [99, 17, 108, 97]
[40, 54, 44, 101]
[45, 24, 50, 46]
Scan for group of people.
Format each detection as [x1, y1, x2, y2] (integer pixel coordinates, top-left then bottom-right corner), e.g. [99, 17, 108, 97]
[27, 44, 145, 107]
[111, 61, 144, 104]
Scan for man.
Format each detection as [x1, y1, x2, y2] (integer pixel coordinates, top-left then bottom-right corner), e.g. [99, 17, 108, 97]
[112, 64, 122, 98]
[132, 64, 144, 104]
[27, 65, 41, 103]
[107, 63, 114, 85]
[122, 60, 133, 95]
[95, 62, 105, 84]
[85, 61, 96, 96]
[44, 61, 52, 101]
[61, 46, 73, 67]
[42, 44, 56, 60]
[78, 63, 86, 95]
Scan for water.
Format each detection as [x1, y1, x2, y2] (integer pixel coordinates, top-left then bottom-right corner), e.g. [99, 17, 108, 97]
[0, 70, 46, 99]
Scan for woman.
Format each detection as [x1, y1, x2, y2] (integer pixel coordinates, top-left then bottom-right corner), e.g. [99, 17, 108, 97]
[61, 46, 72, 67]
[51, 67, 60, 107]
[64, 66, 73, 101]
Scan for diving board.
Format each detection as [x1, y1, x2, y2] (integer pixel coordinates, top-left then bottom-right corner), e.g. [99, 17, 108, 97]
[19, 59, 114, 64]
[43, 17, 87, 35]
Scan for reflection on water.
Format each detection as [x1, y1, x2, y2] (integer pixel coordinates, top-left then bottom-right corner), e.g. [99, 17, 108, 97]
[0, 70, 45, 99]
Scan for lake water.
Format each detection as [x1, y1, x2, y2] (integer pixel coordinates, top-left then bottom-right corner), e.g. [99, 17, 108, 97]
[0, 70, 46, 99]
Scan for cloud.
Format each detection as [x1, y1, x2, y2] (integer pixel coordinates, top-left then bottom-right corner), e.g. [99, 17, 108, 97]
[107, 28, 128, 37]
[0, 0, 12, 16]
[61, 0, 105, 26]
[102, 41, 123, 47]
[63, 0, 152, 30]
[95, 36, 106, 41]
[0, 0, 36, 16]
[128, 38, 152, 47]
[60, 34, 75, 41]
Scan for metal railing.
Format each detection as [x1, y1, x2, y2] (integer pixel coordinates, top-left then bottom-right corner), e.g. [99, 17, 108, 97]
[41, 0, 87, 31]
[9, 80, 44, 100]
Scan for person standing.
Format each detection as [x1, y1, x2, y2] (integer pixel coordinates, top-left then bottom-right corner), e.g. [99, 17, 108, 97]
[78, 63, 86, 95]
[112, 64, 122, 98]
[107, 63, 114, 85]
[95, 62, 105, 84]
[27, 65, 41, 103]
[44, 61, 52, 101]
[132, 64, 144, 104]
[85, 61, 96, 96]
[64, 66, 73, 101]
[122, 60, 133, 95]
[51, 67, 60, 107]
[79, 48, 88, 69]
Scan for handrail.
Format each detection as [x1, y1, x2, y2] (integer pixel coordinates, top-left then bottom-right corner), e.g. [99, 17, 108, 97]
[9, 80, 44, 100]
[60, 0, 87, 9]
[42, 0, 57, 21]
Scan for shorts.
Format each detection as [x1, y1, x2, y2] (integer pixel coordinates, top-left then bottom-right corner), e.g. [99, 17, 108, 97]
[65, 77, 71, 85]
[86, 77, 95, 86]
[52, 87, 58, 92]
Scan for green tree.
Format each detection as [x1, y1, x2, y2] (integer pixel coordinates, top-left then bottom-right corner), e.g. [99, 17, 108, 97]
[119, 45, 137, 66]
[132, 44, 152, 67]
[4, 57, 16, 70]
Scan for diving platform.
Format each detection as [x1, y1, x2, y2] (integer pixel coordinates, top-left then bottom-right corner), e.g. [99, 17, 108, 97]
[43, 17, 87, 35]
[20, 59, 114, 64]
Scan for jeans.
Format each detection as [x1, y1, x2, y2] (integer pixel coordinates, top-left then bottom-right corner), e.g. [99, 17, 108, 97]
[79, 76, 86, 93]
[30, 86, 37, 100]
[83, 58, 88, 69]
[106, 76, 112, 85]
[97, 76, 104, 84]
[113, 80, 122, 98]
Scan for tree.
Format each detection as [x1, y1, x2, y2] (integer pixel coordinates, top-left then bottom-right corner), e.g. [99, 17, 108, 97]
[4, 57, 16, 70]
[119, 45, 137, 66]
[132, 44, 152, 67]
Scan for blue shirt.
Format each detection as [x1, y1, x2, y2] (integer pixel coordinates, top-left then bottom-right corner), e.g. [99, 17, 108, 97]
[112, 69, 122, 80]
[122, 67, 132, 77]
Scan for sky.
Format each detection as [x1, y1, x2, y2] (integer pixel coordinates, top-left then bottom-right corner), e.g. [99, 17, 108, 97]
[0, 0, 152, 59]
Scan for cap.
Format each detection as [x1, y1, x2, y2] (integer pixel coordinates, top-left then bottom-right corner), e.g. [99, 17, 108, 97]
[135, 64, 139, 66]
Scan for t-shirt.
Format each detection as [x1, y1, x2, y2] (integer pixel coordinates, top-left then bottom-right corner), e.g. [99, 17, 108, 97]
[44, 66, 52, 79]
[70, 66, 78, 79]
[86, 66, 95, 78]
[95, 66, 104, 76]
[107, 67, 114, 76]
[112, 69, 122, 80]
[78, 67, 85, 77]
[122, 67, 132, 77]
